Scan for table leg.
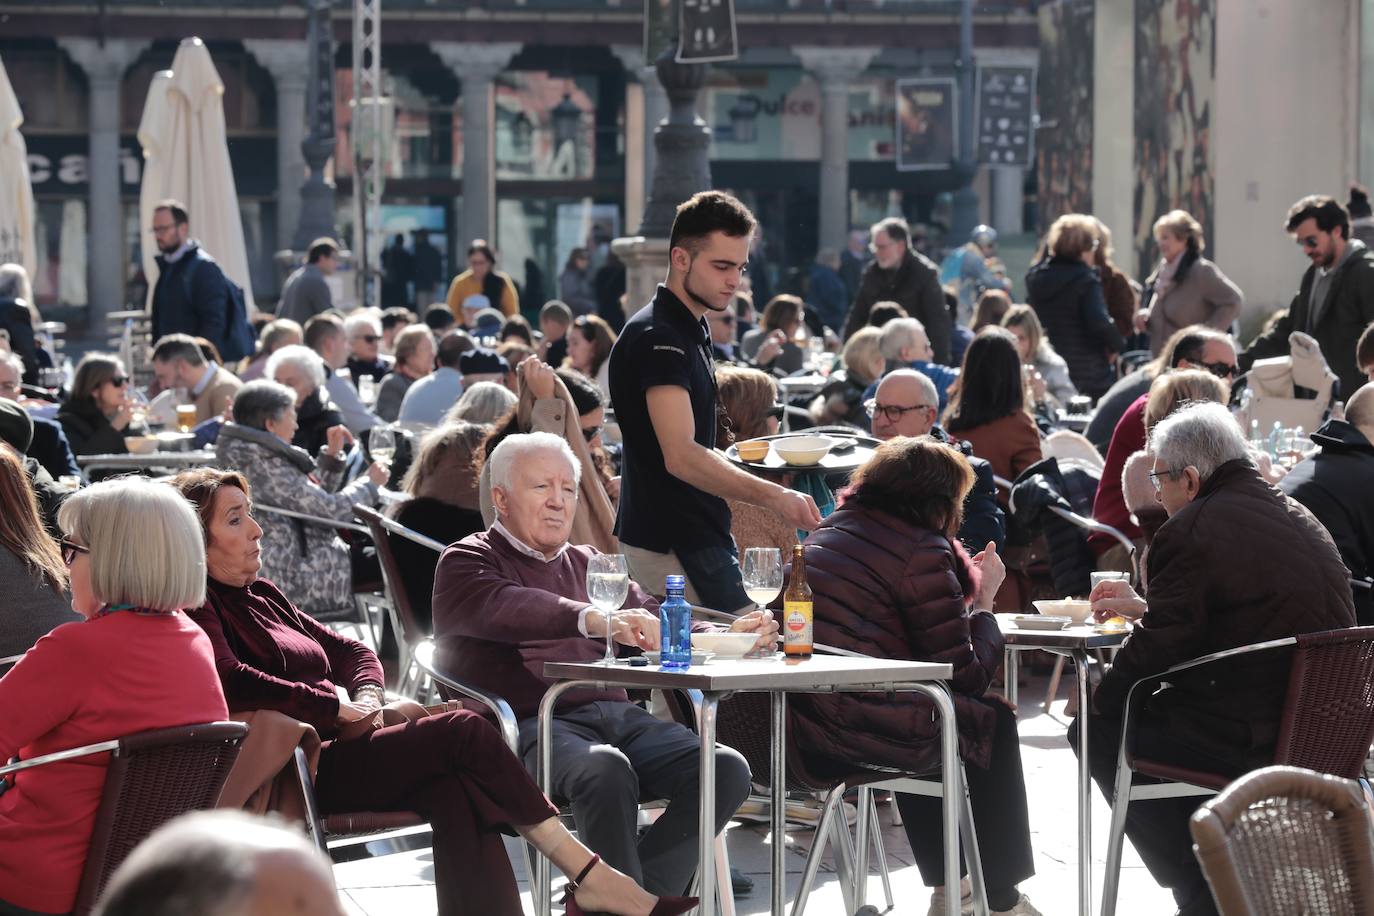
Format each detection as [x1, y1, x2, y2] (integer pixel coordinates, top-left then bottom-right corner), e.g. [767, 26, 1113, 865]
[1005, 647, 1019, 707]
[699, 692, 720, 916]
[536, 680, 584, 916]
[1073, 650, 1092, 916]
[770, 691, 787, 916]
[912, 683, 961, 916]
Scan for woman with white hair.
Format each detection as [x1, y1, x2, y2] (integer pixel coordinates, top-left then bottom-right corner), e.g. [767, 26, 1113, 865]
[265, 344, 344, 457]
[1136, 210, 1244, 354]
[343, 311, 393, 388]
[445, 380, 517, 426]
[376, 324, 435, 422]
[0, 478, 228, 916]
[216, 380, 388, 617]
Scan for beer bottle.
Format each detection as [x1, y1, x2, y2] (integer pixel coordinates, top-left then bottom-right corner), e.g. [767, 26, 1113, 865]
[783, 543, 813, 658]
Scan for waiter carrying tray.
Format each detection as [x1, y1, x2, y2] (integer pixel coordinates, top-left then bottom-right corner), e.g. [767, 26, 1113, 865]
[609, 191, 822, 611]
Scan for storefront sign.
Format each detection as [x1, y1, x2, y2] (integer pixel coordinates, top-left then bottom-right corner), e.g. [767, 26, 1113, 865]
[678, 0, 738, 64]
[975, 65, 1036, 166]
[25, 135, 277, 197]
[895, 78, 957, 172]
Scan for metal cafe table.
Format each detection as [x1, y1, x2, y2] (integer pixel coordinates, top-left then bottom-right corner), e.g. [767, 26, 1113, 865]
[998, 615, 1131, 916]
[540, 655, 958, 916]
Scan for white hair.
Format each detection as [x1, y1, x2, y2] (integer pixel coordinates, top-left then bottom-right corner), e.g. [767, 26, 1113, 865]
[1149, 401, 1250, 483]
[264, 344, 326, 390]
[0, 351, 23, 379]
[879, 317, 927, 362]
[344, 312, 382, 339]
[446, 381, 517, 426]
[57, 477, 206, 611]
[488, 431, 581, 493]
[876, 367, 938, 410]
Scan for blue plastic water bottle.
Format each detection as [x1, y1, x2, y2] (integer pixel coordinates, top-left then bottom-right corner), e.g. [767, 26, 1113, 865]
[660, 575, 692, 670]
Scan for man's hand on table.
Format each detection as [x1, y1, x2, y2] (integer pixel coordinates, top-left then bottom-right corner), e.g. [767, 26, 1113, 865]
[1089, 579, 1147, 622]
[588, 608, 661, 651]
[727, 608, 780, 652]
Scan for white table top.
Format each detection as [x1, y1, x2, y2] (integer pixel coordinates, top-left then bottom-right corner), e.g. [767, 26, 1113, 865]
[76, 450, 216, 469]
[997, 614, 1131, 649]
[545, 654, 952, 692]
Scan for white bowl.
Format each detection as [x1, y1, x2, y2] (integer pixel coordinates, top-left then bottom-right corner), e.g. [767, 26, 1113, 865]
[771, 435, 835, 466]
[691, 631, 761, 657]
[125, 436, 160, 455]
[1033, 598, 1093, 624]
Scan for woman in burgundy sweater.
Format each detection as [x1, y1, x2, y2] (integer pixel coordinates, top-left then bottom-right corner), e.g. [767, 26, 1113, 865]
[171, 468, 693, 916]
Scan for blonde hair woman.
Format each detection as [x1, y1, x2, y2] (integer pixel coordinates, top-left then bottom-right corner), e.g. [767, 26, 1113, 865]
[1001, 304, 1077, 409]
[714, 365, 797, 557]
[1136, 209, 1244, 354]
[0, 477, 228, 916]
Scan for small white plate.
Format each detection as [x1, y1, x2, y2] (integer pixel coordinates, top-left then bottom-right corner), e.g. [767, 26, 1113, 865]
[642, 650, 715, 666]
[1008, 615, 1072, 631]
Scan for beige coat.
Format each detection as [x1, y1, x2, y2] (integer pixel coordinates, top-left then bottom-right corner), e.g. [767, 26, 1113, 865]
[193, 364, 244, 424]
[479, 374, 619, 554]
[1144, 257, 1244, 354]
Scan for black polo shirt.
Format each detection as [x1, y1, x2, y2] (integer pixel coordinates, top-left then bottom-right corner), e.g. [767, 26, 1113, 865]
[609, 285, 731, 553]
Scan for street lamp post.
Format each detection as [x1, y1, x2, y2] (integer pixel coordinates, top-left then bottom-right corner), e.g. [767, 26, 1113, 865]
[293, 0, 338, 250]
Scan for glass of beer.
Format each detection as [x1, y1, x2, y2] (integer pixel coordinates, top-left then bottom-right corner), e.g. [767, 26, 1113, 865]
[175, 403, 198, 433]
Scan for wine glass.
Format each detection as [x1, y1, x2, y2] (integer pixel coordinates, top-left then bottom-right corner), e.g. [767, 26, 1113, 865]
[742, 548, 783, 658]
[586, 553, 630, 664]
[369, 425, 397, 464]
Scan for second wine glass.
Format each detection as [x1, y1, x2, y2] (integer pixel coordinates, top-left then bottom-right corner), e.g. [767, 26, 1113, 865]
[586, 553, 630, 663]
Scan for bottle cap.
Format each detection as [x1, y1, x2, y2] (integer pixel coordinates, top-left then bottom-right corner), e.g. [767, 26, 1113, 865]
[665, 574, 685, 590]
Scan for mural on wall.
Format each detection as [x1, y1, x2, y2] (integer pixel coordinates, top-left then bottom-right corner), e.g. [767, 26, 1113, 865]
[1035, 0, 1095, 238]
[1133, 0, 1216, 281]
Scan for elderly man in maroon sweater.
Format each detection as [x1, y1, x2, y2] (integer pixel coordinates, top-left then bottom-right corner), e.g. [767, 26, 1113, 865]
[433, 431, 776, 896]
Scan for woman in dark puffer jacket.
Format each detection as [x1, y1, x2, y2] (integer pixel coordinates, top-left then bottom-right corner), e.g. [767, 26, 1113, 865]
[790, 436, 1041, 916]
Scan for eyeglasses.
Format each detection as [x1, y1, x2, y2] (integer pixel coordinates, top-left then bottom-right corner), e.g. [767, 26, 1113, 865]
[1147, 466, 1188, 492]
[149, 224, 177, 235]
[355, 335, 381, 344]
[1198, 360, 1238, 380]
[107, 375, 129, 387]
[765, 404, 784, 420]
[60, 538, 89, 566]
[1296, 235, 1322, 250]
[864, 398, 933, 423]
[581, 425, 601, 443]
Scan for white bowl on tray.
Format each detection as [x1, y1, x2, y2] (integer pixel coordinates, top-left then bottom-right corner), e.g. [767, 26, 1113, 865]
[1032, 599, 1094, 624]
[771, 435, 835, 466]
[691, 631, 760, 658]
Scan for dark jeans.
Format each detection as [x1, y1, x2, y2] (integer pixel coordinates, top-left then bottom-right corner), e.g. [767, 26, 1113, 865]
[315, 710, 558, 916]
[518, 700, 752, 896]
[1070, 714, 1241, 916]
[895, 700, 1035, 899]
[677, 541, 751, 614]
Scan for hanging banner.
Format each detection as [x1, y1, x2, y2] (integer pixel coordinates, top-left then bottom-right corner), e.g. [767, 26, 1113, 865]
[677, 0, 738, 64]
[895, 77, 957, 172]
[975, 65, 1036, 166]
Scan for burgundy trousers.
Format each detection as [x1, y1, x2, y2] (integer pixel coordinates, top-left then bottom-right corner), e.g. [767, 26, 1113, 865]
[314, 709, 558, 916]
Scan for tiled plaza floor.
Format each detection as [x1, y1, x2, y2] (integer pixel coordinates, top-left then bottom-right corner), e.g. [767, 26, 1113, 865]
[332, 673, 1179, 915]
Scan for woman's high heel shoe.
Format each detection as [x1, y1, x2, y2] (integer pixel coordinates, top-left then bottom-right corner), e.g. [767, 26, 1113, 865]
[560, 853, 699, 916]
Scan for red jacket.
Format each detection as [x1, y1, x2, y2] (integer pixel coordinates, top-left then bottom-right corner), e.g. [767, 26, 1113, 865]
[1089, 394, 1147, 555]
[789, 504, 1005, 774]
[0, 612, 226, 914]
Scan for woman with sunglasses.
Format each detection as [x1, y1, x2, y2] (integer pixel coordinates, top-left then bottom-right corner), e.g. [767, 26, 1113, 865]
[55, 353, 141, 458]
[0, 443, 71, 660]
[1136, 209, 1245, 355]
[0, 477, 228, 916]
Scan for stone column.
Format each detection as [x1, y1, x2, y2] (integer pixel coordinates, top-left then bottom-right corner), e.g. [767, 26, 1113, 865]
[1361, 0, 1374, 186]
[245, 40, 310, 259]
[431, 42, 520, 248]
[60, 38, 148, 323]
[796, 47, 878, 252]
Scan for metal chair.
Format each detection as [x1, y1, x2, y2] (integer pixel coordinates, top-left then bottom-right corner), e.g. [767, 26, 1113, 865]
[254, 502, 387, 647]
[1100, 627, 1374, 916]
[1189, 765, 1374, 915]
[0, 721, 248, 915]
[353, 504, 446, 693]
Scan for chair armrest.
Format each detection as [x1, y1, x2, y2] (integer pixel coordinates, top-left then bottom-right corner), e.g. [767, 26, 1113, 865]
[411, 638, 520, 754]
[256, 503, 370, 535]
[1047, 505, 1136, 558]
[0, 654, 23, 668]
[0, 739, 121, 778]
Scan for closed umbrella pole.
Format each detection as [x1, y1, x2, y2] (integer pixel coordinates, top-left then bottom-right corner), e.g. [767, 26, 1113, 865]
[137, 69, 173, 311]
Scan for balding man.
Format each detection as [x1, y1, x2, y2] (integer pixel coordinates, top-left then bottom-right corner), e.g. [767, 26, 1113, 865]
[94, 810, 345, 916]
[432, 432, 773, 897]
[1280, 381, 1374, 623]
[868, 369, 1004, 552]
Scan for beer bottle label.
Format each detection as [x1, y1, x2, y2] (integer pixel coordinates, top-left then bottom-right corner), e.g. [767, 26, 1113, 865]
[783, 600, 813, 648]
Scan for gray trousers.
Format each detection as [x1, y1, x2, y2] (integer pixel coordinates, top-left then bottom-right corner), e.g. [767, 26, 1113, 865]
[518, 700, 752, 895]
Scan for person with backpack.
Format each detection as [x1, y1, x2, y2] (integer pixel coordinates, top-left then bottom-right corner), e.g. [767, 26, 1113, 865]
[149, 199, 254, 363]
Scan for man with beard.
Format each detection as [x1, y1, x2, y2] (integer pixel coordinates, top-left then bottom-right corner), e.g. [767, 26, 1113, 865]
[148, 200, 237, 359]
[1240, 195, 1374, 398]
[608, 191, 821, 611]
[842, 216, 950, 361]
